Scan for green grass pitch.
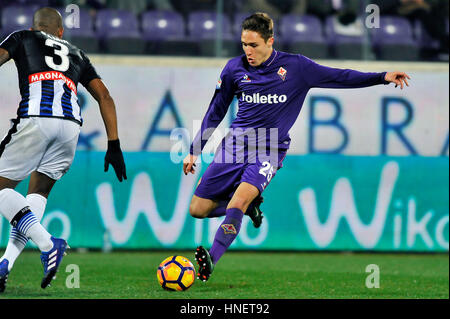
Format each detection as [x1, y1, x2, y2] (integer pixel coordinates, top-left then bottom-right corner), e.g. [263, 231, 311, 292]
[1, 250, 448, 299]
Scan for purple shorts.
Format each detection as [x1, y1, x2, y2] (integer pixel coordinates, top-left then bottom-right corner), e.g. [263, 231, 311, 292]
[194, 150, 287, 201]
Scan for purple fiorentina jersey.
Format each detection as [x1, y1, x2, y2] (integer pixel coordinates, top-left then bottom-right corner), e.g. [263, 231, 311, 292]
[190, 50, 388, 157]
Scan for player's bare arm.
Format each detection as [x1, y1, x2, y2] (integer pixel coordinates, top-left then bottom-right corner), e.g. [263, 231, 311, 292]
[87, 78, 119, 141]
[87, 78, 127, 182]
[0, 48, 10, 67]
[385, 71, 411, 89]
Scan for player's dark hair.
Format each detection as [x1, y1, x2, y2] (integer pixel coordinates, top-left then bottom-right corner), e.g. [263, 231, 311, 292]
[241, 12, 274, 42]
[32, 7, 63, 36]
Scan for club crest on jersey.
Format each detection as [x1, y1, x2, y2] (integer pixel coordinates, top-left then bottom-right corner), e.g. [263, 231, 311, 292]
[277, 67, 287, 81]
[222, 224, 237, 234]
[216, 78, 222, 89]
[241, 74, 251, 83]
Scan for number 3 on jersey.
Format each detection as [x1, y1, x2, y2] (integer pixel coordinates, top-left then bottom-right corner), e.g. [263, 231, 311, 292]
[44, 39, 69, 72]
[259, 161, 274, 183]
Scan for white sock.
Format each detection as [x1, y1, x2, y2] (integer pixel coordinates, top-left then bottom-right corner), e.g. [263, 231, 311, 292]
[0, 189, 52, 253]
[22, 222, 52, 252]
[1, 194, 47, 271]
[26, 194, 47, 221]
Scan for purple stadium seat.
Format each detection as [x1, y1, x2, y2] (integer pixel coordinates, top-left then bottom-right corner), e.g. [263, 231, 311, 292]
[142, 10, 199, 56]
[95, 9, 140, 38]
[95, 9, 144, 54]
[371, 16, 415, 45]
[187, 11, 238, 57]
[188, 11, 233, 40]
[1, 6, 34, 36]
[142, 10, 185, 40]
[53, 7, 95, 37]
[279, 14, 328, 59]
[281, 14, 324, 43]
[54, 7, 98, 53]
[371, 16, 419, 61]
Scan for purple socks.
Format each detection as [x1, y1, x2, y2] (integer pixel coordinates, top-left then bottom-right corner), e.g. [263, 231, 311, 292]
[206, 201, 228, 218]
[209, 208, 244, 265]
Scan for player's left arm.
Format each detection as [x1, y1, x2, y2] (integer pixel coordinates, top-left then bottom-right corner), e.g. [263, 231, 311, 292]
[86, 78, 127, 182]
[0, 48, 10, 67]
[79, 51, 126, 182]
[302, 56, 411, 90]
[384, 71, 411, 89]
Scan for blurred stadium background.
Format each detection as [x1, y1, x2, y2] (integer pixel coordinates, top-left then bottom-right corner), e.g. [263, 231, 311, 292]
[0, 0, 448, 59]
[0, 0, 448, 299]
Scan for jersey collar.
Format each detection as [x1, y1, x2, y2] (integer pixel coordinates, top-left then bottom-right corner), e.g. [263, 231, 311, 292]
[260, 49, 278, 68]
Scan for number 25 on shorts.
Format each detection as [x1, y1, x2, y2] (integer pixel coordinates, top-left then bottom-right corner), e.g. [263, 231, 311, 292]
[259, 161, 274, 183]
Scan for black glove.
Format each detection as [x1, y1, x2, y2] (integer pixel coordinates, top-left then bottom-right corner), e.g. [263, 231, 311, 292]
[104, 139, 127, 182]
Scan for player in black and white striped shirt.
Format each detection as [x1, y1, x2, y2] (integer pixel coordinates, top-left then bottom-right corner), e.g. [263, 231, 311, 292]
[0, 7, 127, 292]
[0, 23, 98, 124]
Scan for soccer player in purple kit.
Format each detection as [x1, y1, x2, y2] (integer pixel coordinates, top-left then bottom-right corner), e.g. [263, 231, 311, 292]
[183, 13, 410, 282]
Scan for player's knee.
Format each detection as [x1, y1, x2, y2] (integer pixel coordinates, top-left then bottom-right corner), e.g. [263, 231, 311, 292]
[0, 177, 20, 191]
[189, 202, 208, 219]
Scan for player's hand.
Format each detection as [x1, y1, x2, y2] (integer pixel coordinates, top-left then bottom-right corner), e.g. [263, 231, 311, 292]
[183, 154, 198, 175]
[104, 139, 127, 182]
[385, 71, 411, 89]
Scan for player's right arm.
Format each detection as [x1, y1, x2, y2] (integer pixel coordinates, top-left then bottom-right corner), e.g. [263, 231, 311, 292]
[184, 61, 236, 175]
[0, 48, 9, 67]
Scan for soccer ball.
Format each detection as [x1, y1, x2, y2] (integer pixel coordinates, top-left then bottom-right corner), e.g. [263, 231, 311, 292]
[157, 256, 196, 291]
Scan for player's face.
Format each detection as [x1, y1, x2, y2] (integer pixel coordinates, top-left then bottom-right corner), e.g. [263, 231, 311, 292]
[241, 30, 274, 67]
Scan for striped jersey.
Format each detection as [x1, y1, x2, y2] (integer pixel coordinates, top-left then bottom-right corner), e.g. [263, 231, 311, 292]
[0, 30, 100, 125]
